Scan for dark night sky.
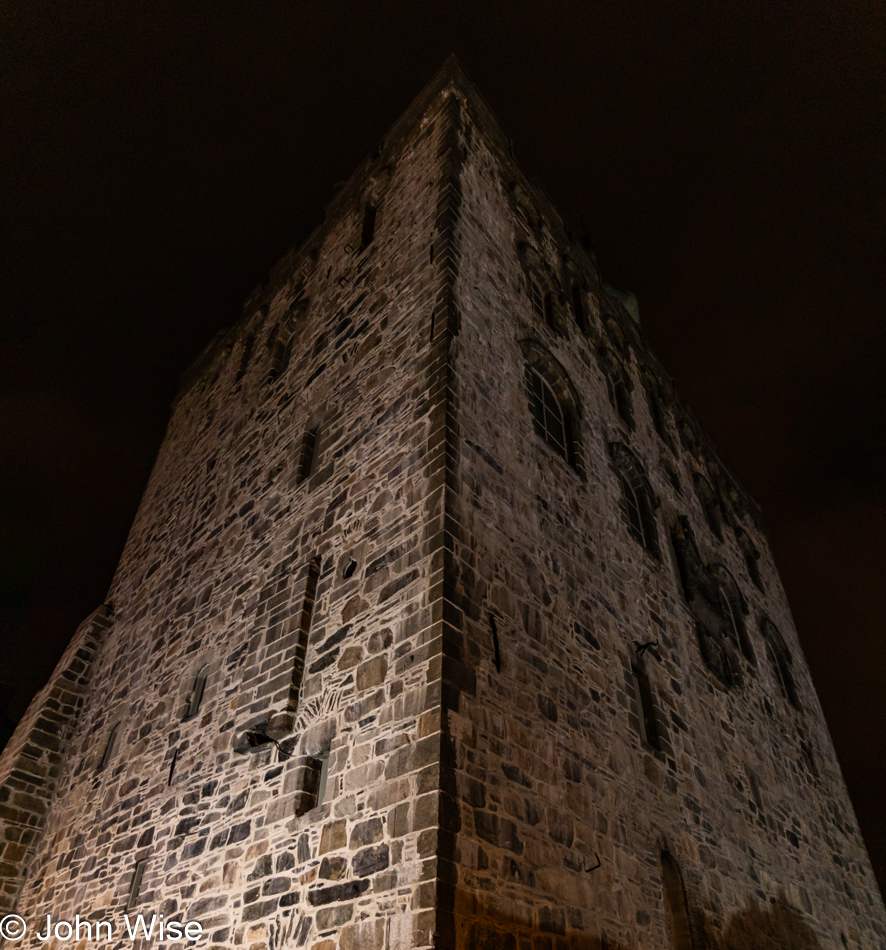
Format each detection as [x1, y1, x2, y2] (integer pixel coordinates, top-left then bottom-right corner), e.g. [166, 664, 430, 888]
[2, 0, 884, 893]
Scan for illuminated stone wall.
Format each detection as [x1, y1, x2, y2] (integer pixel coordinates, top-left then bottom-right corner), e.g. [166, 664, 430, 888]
[1, 60, 882, 950]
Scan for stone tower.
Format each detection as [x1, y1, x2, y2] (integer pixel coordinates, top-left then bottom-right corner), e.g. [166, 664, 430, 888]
[1, 58, 883, 950]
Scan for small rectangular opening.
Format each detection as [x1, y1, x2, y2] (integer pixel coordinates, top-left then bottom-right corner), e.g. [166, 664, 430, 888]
[126, 858, 148, 910]
[631, 666, 661, 751]
[543, 292, 555, 329]
[297, 427, 319, 484]
[99, 722, 121, 771]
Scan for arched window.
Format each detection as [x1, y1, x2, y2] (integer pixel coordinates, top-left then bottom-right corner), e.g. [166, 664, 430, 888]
[695, 622, 739, 688]
[737, 529, 763, 589]
[761, 618, 799, 709]
[693, 474, 724, 541]
[521, 341, 583, 474]
[609, 444, 658, 555]
[713, 567, 755, 663]
[645, 375, 673, 447]
[661, 852, 694, 950]
[182, 665, 209, 721]
[598, 347, 634, 429]
[526, 368, 568, 458]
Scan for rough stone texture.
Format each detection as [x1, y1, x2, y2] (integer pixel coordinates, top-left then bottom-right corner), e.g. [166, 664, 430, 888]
[1, 59, 883, 950]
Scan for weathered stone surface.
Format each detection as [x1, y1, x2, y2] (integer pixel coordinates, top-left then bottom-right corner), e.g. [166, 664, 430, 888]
[0, 58, 882, 950]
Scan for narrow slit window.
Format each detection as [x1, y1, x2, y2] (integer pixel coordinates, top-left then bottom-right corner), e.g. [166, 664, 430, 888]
[297, 426, 319, 484]
[647, 386, 670, 443]
[183, 665, 209, 721]
[489, 613, 501, 672]
[614, 380, 634, 428]
[99, 722, 121, 771]
[543, 291, 555, 330]
[126, 858, 148, 910]
[746, 768, 764, 813]
[301, 557, 321, 636]
[631, 665, 660, 751]
[289, 556, 322, 711]
[694, 475, 724, 540]
[738, 531, 764, 589]
[619, 470, 645, 546]
[762, 619, 799, 709]
[571, 283, 586, 330]
[235, 334, 255, 384]
[168, 748, 179, 786]
[361, 204, 377, 248]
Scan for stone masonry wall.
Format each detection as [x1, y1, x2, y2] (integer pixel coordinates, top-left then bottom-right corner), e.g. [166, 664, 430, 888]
[3, 74, 465, 950]
[2, 60, 884, 950]
[0, 605, 113, 912]
[440, 89, 886, 949]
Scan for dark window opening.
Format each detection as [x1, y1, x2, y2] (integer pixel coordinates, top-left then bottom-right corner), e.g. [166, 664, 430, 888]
[631, 665, 661, 751]
[297, 426, 319, 484]
[126, 858, 148, 910]
[600, 349, 634, 428]
[571, 283, 587, 331]
[746, 768, 764, 813]
[489, 613, 501, 672]
[694, 475, 724, 541]
[613, 380, 633, 428]
[183, 665, 209, 721]
[800, 741, 818, 779]
[296, 752, 330, 815]
[526, 367, 569, 461]
[716, 579, 754, 664]
[661, 852, 694, 950]
[610, 445, 658, 557]
[647, 387, 670, 444]
[235, 334, 255, 384]
[99, 722, 121, 771]
[288, 557, 321, 711]
[619, 470, 645, 546]
[267, 333, 294, 383]
[696, 622, 738, 688]
[342, 558, 357, 579]
[361, 204, 377, 248]
[543, 291, 555, 330]
[738, 532, 763, 589]
[528, 275, 545, 319]
[762, 619, 800, 709]
[168, 748, 178, 786]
